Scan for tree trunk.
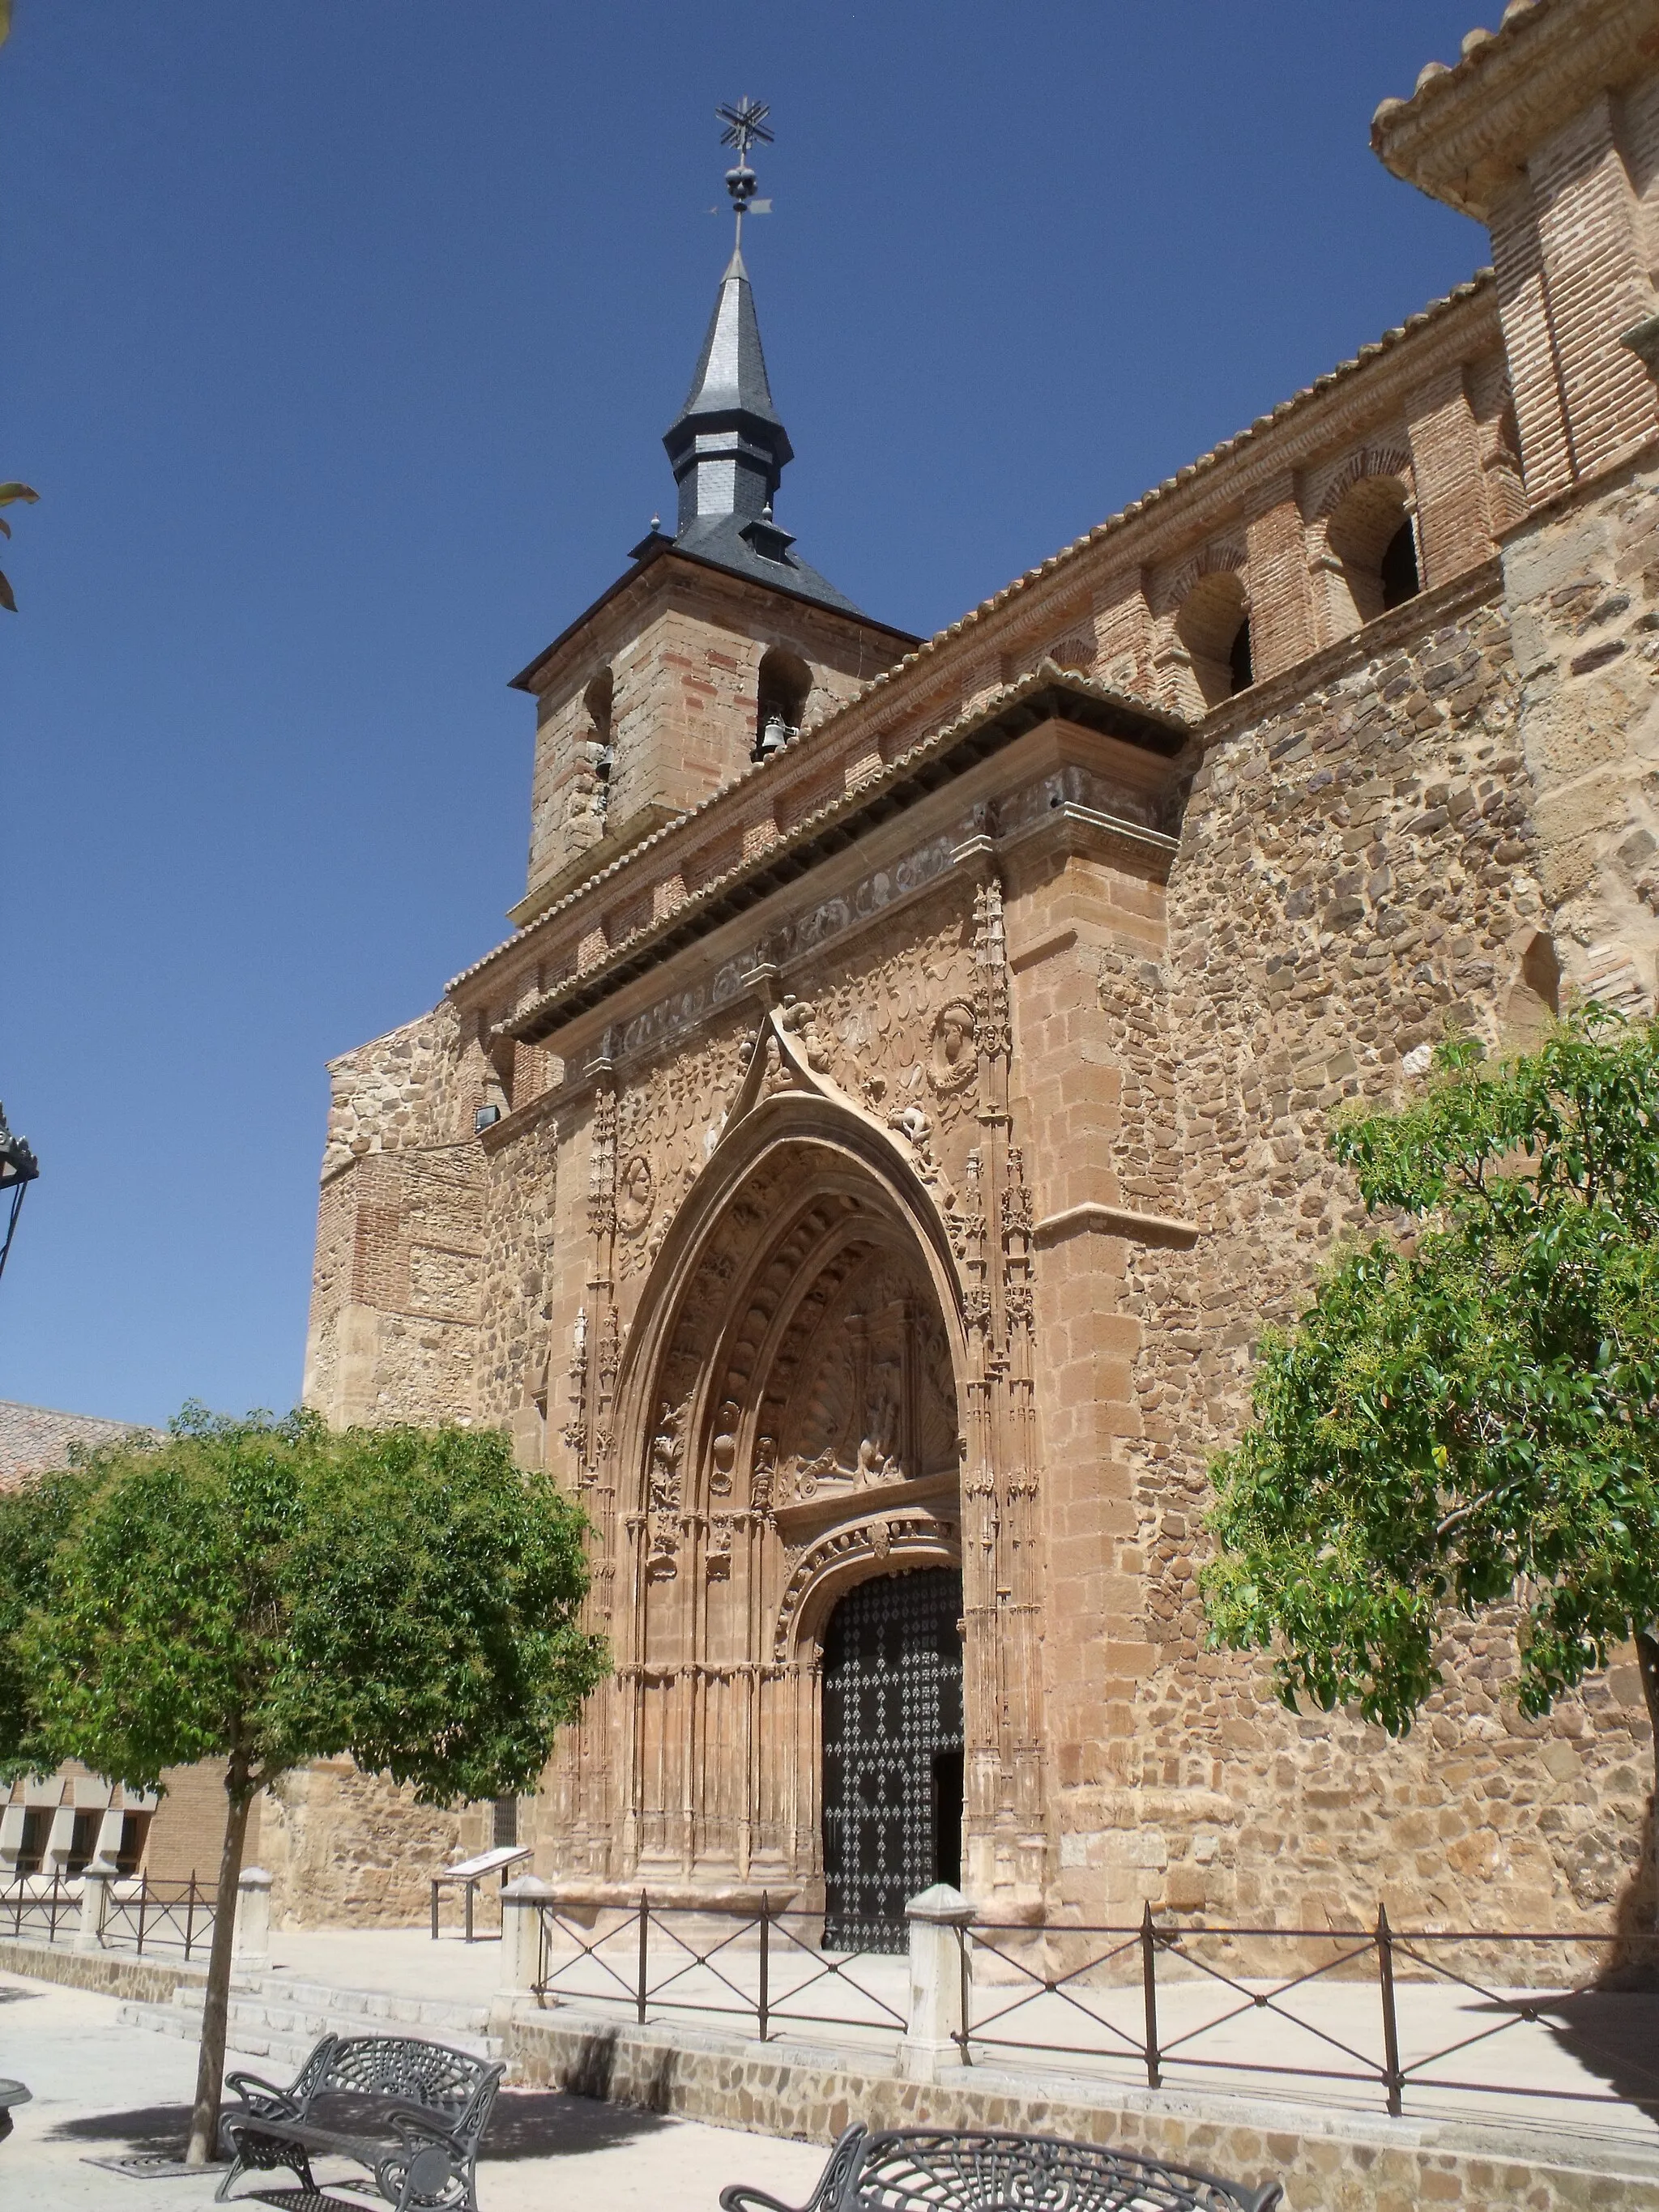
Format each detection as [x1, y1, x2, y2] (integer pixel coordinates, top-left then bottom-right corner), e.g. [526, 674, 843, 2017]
[184, 1762, 255, 2166]
[1636, 1630, 1659, 1936]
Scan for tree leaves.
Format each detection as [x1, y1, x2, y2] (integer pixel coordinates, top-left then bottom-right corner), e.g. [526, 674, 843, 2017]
[0, 483, 39, 612]
[0, 1411, 608, 1801]
[1205, 1008, 1659, 1748]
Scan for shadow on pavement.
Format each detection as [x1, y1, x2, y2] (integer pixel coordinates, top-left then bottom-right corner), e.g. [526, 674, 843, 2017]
[483, 2088, 673, 2159]
[48, 2101, 196, 2150]
[47, 2088, 671, 2163]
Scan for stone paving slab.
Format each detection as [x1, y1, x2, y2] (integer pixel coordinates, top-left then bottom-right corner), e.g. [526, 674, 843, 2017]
[0, 1970, 830, 2212]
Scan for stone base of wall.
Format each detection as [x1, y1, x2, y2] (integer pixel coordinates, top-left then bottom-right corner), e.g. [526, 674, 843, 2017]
[0, 1937, 203, 2005]
[498, 2005, 1659, 2212]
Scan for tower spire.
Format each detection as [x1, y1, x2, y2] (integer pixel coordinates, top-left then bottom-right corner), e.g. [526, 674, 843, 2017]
[648, 100, 870, 620]
[663, 99, 791, 539]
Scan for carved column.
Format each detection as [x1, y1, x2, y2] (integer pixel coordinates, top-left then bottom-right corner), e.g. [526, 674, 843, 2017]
[565, 1054, 619, 1873]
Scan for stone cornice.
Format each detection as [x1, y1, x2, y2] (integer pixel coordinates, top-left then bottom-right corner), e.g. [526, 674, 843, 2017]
[1371, 0, 1659, 220]
[473, 667, 1188, 1044]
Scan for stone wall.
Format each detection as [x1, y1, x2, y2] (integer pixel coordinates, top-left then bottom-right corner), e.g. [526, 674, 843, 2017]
[1054, 573, 1655, 1936]
[1505, 445, 1659, 1012]
[261, 1758, 493, 1929]
[501, 2007, 1659, 2212]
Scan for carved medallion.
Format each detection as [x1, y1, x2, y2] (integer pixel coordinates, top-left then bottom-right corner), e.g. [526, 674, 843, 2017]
[617, 1153, 655, 1236]
[929, 1000, 978, 1094]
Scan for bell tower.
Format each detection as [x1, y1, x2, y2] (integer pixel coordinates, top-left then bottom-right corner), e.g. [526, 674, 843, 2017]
[507, 103, 916, 930]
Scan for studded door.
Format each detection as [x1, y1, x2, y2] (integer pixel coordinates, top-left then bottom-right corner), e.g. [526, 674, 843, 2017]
[821, 1567, 965, 1953]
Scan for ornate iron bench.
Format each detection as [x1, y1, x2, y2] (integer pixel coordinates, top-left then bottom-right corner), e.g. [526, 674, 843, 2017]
[215, 2031, 503, 2211]
[720, 2125, 1284, 2212]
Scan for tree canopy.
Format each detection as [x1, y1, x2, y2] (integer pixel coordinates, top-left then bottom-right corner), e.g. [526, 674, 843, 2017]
[0, 1408, 607, 2159]
[1203, 1007, 1659, 1775]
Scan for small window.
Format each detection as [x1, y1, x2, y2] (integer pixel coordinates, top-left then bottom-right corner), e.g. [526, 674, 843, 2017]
[755, 647, 811, 761]
[1174, 570, 1251, 710]
[1380, 519, 1421, 610]
[67, 1809, 104, 1874]
[492, 1796, 518, 1848]
[16, 1807, 51, 1875]
[1324, 476, 1418, 630]
[1227, 615, 1253, 694]
[116, 1811, 151, 1877]
[583, 670, 614, 814]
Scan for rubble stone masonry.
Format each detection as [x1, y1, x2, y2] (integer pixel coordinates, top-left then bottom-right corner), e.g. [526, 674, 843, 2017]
[296, 0, 1659, 1950]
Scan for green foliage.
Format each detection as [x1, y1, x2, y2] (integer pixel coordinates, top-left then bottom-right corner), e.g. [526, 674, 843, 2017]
[0, 482, 39, 612]
[1, 1407, 607, 1801]
[1204, 1005, 1659, 1737]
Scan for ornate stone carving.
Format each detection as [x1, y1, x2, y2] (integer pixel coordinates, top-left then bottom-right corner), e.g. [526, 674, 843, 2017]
[929, 999, 979, 1093]
[616, 1153, 655, 1236]
[646, 1397, 687, 1581]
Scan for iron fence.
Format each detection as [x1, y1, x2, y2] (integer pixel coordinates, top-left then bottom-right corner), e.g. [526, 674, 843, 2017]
[0, 1874, 76, 1945]
[96, 1877, 215, 1959]
[528, 1893, 907, 2043]
[0, 1873, 215, 1960]
[957, 1906, 1659, 2121]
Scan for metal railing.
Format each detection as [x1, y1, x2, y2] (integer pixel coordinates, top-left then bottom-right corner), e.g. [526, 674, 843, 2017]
[96, 1876, 215, 1959]
[957, 1905, 1659, 2121]
[0, 1873, 216, 1961]
[528, 1892, 907, 2044]
[0, 1873, 77, 1945]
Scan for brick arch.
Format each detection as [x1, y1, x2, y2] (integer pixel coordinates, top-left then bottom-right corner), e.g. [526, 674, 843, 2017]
[1309, 440, 1415, 522]
[1155, 535, 1249, 619]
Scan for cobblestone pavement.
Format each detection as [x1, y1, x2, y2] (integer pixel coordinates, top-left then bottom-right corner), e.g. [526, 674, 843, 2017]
[0, 1969, 830, 2212]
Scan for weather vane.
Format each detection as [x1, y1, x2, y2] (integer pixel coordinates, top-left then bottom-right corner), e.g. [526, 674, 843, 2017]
[714, 96, 773, 250]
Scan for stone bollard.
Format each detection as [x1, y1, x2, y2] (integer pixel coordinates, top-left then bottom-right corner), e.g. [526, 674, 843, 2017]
[74, 1867, 112, 1954]
[497, 1875, 554, 2001]
[234, 1866, 273, 1975]
[900, 1882, 974, 2082]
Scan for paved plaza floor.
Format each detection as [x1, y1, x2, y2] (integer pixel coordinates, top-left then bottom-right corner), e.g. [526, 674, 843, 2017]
[0, 1969, 830, 2212]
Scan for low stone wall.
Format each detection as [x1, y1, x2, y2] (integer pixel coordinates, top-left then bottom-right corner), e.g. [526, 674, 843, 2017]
[501, 2005, 1659, 2212]
[0, 1937, 203, 2005]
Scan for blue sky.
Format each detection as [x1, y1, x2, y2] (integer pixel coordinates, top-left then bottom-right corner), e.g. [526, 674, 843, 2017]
[2, 3, 1488, 1426]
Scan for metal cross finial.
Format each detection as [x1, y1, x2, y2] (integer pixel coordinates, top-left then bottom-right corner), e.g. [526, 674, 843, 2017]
[717, 96, 772, 162]
[715, 96, 774, 249]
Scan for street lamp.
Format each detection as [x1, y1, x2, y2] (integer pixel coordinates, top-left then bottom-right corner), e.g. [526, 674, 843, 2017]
[0, 1101, 39, 1285]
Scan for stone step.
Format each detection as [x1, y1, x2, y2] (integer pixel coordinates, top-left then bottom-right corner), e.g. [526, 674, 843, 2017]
[188, 1975, 494, 2038]
[116, 1987, 504, 2070]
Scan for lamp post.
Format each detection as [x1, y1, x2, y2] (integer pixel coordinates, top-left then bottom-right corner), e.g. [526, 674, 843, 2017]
[0, 1101, 39, 1285]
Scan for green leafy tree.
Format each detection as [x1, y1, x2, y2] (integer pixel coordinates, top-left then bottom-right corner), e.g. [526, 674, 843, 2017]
[1205, 1006, 1659, 1899]
[0, 484, 40, 612]
[0, 1409, 607, 2164]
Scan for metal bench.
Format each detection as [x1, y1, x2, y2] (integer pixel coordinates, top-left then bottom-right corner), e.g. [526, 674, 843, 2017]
[215, 2031, 503, 2211]
[720, 2125, 1284, 2212]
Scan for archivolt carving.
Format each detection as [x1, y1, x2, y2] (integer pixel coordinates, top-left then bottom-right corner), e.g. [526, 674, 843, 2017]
[773, 1511, 960, 1661]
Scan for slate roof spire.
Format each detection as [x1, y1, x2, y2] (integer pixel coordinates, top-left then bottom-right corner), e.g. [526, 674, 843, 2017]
[648, 101, 868, 620]
[663, 244, 793, 536]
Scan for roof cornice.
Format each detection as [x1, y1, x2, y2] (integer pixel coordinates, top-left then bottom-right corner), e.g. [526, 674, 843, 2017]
[508, 541, 918, 699]
[456, 663, 1190, 1029]
[1371, 0, 1659, 219]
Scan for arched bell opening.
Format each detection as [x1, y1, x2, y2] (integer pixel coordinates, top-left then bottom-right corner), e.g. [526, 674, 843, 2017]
[611, 1116, 971, 1903]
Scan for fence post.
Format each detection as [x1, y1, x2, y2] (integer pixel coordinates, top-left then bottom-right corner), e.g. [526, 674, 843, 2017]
[638, 1891, 650, 2027]
[757, 1890, 770, 2043]
[234, 1866, 273, 1975]
[497, 1875, 552, 2000]
[74, 1868, 111, 1954]
[901, 1883, 974, 2082]
[1141, 1901, 1162, 2089]
[1376, 1903, 1403, 2116]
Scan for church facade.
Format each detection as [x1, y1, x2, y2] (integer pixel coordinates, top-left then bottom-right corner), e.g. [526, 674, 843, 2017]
[284, 0, 1659, 1940]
